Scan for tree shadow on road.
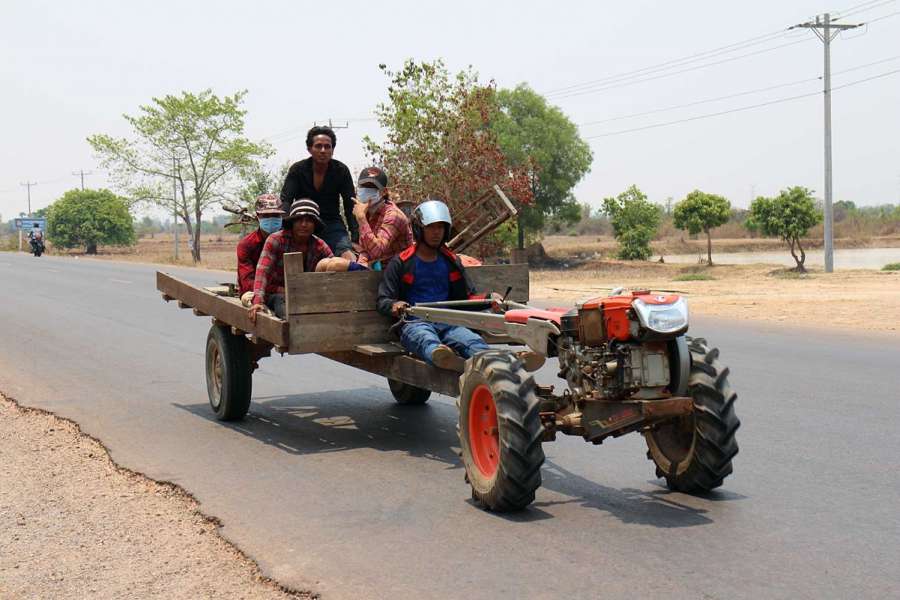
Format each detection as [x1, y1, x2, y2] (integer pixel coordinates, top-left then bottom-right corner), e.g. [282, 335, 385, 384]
[173, 386, 463, 468]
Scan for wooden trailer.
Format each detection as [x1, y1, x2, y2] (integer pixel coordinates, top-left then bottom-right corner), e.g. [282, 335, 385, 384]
[157, 253, 529, 419]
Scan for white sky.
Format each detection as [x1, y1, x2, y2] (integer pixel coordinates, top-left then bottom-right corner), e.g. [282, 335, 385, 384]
[1, 0, 898, 220]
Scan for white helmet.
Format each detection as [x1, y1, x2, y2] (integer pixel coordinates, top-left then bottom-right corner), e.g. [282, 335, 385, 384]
[413, 200, 452, 244]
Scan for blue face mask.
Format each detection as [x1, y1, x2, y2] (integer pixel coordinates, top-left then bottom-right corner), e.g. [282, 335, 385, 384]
[358, 187, 380, 204]
[259, 216, 282, 233]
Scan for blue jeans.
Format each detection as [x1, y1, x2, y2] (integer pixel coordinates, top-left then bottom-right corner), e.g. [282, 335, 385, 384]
[320, 219, 352, 255]
[400, 321, 489, 365]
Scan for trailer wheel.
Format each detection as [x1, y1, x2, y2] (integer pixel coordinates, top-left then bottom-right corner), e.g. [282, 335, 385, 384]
[644, 337, 740, 493]
[458, 350, 544, 511]
[205, 324, 252, 421]
[387, 378, 431, 405]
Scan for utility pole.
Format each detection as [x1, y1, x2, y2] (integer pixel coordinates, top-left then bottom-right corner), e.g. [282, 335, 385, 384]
[72, 169, 92, 190]
[20, 181, 37, 216]
[172, 156, 179, 260]
[790, 12, 861, 273]
[313, 118, 350, 130]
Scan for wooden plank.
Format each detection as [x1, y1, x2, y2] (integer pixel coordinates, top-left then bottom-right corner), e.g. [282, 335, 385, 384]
[286, 270, 382, 315]
[288, 311, 393, 354]
[468, 264, 529, 302]
[283, 252, 306, 277]
[285, 263, 529, 316]
[320, 351, 460, 397]
[156, 272, 288, 348]
[354, 343, 404, 356]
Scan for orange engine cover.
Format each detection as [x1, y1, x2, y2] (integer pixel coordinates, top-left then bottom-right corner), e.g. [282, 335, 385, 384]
[580, 295, 634, 342]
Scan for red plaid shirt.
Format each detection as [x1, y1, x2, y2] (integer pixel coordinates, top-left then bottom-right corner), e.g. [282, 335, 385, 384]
[236, 229, 266, 295]
[357, 200, 414, 268]
[252, 231, 333, 306]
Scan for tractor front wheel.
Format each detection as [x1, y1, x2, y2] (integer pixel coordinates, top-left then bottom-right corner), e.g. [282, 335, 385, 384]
[458, 350, 544, 511]
[644, 337, 740, 493]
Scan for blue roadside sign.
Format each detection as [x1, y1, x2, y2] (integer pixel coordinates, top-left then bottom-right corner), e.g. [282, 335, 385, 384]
[14, 218, 47, 230]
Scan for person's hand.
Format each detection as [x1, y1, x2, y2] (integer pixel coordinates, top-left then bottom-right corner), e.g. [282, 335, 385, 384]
[352, 241, 363, 253]
[391, 301, 409, 318]
[248, 303, 264, 324]
[351, 197, 368, 222]
[490, 292, 505, 312]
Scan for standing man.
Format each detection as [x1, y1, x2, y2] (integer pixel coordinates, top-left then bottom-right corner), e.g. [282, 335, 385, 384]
[236, 194, 285, 304]
[280, 126, 357, 260]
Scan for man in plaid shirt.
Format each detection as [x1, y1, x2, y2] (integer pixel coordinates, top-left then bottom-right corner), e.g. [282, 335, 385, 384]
[248, 199, 333, 322]
[316, 166, 412, 272]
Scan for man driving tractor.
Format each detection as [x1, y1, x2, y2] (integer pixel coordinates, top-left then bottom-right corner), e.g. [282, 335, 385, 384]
[376, 199, 492, 371]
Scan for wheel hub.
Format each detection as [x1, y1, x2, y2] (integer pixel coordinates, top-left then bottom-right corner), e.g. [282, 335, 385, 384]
[468, 384, 499, 478]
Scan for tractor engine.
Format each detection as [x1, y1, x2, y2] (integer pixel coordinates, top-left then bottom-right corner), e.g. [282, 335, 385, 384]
[547, 291, 690, 443]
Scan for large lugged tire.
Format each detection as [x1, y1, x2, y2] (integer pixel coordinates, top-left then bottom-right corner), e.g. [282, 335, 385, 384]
[387, 378, 431, 405]
[458, 350, 545, 511]
[205, 324, 252, 421]
[644, 337, 740, 493]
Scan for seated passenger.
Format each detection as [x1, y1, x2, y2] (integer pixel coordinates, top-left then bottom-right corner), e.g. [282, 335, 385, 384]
[248, 199, 333, 322]
[236, 194, 285, 305]
[316, 166, 413, 272]
[376, 200, 491, 371]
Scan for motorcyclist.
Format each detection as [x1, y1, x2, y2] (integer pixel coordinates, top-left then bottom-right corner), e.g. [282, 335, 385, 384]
[28, 223, 44, 255]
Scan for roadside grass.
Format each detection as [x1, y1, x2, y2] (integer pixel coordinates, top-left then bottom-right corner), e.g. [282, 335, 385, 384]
[883, 262, 900, 271]
[769, 268, 814, 279]
[672, 272, 715, 281]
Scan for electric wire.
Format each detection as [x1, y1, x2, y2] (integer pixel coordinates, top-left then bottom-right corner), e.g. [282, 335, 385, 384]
[834, 0, 896, 19]
[578, 54, 900, 127]
[583, 68, 900, 139]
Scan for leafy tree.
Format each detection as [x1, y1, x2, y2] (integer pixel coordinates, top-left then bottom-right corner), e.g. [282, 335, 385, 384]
[602, 185, 661, 260]
[366, 60, 533, 254]
[492, 84, 593, 249]
[88, 89, 272, 262]
[747, 186, 822, 272]
[673, 190, 731, 265]
[46, 189, 135, 254]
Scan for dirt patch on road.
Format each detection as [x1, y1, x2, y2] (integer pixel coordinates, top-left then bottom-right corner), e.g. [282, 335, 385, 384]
[0, 394, 312, 599]
[532, 263, 900, 336]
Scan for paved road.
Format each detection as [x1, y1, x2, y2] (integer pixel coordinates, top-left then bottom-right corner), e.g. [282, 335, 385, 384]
[1, 252, 898, 599]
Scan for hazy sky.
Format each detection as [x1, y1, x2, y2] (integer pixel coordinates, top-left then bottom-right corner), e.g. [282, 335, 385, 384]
[2, 0, 898, 220]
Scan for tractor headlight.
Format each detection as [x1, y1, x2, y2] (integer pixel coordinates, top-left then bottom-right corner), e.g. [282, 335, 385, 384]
[632, 297, 689, 334]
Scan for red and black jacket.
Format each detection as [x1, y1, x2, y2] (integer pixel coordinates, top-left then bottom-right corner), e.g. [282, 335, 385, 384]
[376, 244, 485, 317]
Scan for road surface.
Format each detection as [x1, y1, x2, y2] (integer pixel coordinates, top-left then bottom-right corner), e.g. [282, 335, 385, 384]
[1, 252, 897, 599]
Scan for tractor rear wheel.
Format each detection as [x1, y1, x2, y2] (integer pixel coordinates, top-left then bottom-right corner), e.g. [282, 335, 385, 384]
[644, 337, 740, 493]
[387, 378, 431, 405]
[205, 324, 252, 421]
[458, 350, 544, 511]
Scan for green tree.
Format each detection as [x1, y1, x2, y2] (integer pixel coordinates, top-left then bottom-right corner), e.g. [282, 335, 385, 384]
[366, 60, 533, 254]
[673, 190, 731, 265]
[88, 89, 272, 262]
[492, 84, 593, 249]
[602, 185, 661, 260]
[747, 186, 822, 272]
[46, 189, 135, 254]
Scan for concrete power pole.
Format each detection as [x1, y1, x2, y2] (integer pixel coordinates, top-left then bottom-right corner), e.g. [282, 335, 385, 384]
[20, 181, 37, 216]
[72, 169, 92, 190]
[790, 12, 861, 273]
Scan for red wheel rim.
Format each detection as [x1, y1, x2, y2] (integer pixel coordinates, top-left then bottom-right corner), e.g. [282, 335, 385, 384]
[468, 384, 499, 478]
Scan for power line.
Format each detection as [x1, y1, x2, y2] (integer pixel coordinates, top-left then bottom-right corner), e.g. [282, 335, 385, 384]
[834, 0, 896, 19]
[578, 54, 900, 127]
[582, 67, 899, 140]
[20, 181, 37, 216]
[548, 38, 813, 100]
[544, 29, 790, 96]
[72, 169, 92, 190]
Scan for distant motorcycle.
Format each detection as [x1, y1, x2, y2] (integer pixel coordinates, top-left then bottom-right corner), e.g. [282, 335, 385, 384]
[29, 235, 45, 257]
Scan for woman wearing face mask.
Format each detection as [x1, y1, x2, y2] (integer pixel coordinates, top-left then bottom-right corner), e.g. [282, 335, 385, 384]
[237, 194, 285, 304]
[315, 166, 413, 272]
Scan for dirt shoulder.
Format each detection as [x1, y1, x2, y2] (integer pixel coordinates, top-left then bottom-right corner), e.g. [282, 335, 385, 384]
[532, 262, 900, 336]
[0, 394, 311, 600]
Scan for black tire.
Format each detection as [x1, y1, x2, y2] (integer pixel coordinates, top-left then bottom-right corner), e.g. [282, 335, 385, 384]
[644, 336, 740, 493]
[205, 324, 252, 421]
[387, 378, 431, 405]
[458, 350, 545, 511]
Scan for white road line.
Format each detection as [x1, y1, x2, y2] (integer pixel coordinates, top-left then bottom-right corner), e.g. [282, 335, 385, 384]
[46, 268, 60, 273]
[109, 278, 133, 284]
